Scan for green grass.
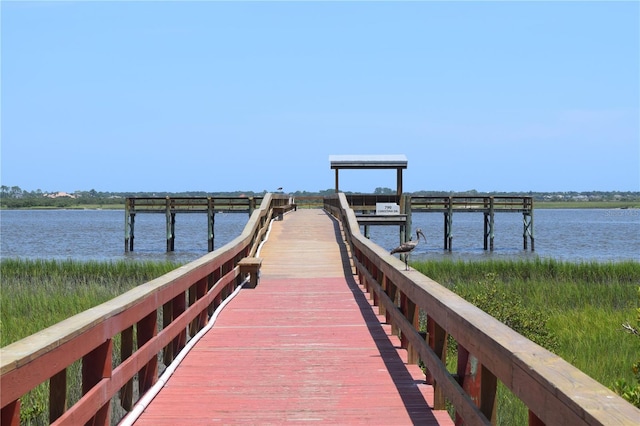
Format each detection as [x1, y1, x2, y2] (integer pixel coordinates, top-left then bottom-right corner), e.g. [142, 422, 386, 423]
[413, 258, 640, 425]
[1, 258, 182, 424]
[1, 258, 181, 346]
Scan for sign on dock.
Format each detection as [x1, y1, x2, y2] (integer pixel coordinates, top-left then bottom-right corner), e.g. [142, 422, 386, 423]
[376, 203, 400, 215]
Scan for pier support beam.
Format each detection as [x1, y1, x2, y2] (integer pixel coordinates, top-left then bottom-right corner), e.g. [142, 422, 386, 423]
[483, 197, 495, 251]
[124, 196, 258, 253]
[125, 198, 135, 252]
[524, 212, 534, 251]
[166, 197, 175, 252]
[208, 197, 215, 252]
[444, 197, 453, 251]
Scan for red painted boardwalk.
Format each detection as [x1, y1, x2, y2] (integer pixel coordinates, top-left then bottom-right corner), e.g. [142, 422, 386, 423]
[132, 209, 454, 425]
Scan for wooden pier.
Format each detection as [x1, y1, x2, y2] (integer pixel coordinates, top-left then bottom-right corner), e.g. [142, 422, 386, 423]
[411, 196, 534, 251]
[343, 194, 534, 251]
[124, 196, 266, 252]
[130, 209, 453, 425]
[125, 195, 534, 254]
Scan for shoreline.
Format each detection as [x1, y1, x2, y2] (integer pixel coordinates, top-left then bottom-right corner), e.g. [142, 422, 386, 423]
[2, 201, 640, 210]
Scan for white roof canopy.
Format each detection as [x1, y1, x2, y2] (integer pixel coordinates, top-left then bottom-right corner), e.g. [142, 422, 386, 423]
[329, 154, 408, 194]
[329, 154, 408, 169]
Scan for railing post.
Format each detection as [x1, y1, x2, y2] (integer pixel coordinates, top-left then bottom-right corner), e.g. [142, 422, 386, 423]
[189, 277, 209, 335]
[162, 302, 174, 365]
[1, 400, 20, 426]
[137, 312, 158, 396]
[82, 339, 113, 426]
[426, 317, 448, 410]
[120, 326, 134, 411]
[399, 293, 416, 349]
[172, 293, 187, 355]
[455, 345, 497, 425]
[402, 297, 421, 364]
[49, 369, 67, 422]
[480, 364, 497, 424]
[386, 282, 398, 331]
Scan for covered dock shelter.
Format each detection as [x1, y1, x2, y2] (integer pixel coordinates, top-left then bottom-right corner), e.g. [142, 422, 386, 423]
[329, 154, 408, 195]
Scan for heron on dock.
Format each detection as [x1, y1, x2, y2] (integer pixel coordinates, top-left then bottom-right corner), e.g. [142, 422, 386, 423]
[390, 228, 426, 270]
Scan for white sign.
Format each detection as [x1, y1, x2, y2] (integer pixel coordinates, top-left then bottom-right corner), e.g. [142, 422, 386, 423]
[376, 203, 400, 215]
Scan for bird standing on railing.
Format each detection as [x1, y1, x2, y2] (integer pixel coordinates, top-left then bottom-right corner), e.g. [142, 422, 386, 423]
[390, 228, 426, 270]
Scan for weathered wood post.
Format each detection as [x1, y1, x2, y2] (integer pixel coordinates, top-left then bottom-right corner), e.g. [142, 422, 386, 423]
[444, 196, 453, 251]
[483, 196, 495, 251]
[125, 198, 135, 252]
[207, 197, 215, 252]
[524, 197, 535, 251]
[490, 197, 495, 250]
[483, 198, 489, 250]
[165, 197, 175, 252]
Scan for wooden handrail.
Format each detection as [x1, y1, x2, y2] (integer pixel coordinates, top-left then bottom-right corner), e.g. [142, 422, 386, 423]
[0, 194, 277, 426]
[410, 196, 533, 211]
[324, 193, 638, 425]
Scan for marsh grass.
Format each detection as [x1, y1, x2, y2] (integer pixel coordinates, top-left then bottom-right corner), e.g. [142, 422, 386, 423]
[414, 258, 639, 425]
[1, 258, 181, 346]
[1, 258, 182, 424]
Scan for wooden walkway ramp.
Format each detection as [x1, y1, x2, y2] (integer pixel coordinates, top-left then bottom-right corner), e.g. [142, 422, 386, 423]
[133, 209, 454, 425]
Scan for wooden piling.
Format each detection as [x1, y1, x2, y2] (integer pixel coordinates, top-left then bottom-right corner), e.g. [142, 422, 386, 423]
[165, 197, 176, 252]
[444, 197, 453, 251]
[207, 197, 215, 252]
[483, 197, 495, 251]
[125, 198, 135, 252]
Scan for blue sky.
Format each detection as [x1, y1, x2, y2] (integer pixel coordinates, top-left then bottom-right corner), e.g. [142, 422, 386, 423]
[2, 1, 638, 194]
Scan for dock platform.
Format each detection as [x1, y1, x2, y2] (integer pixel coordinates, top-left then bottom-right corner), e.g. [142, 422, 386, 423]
[132, 209, 453, 424]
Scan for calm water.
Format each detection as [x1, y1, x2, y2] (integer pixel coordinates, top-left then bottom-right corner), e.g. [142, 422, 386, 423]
[0, 209, 638, 263]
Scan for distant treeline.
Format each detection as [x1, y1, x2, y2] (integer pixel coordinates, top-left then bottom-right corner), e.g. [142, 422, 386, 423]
[1, 185, 639, 209]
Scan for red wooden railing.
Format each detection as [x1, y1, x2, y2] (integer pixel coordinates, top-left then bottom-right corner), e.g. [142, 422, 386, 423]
[0, 194, 292, 426]
[325, 192, 638, 425]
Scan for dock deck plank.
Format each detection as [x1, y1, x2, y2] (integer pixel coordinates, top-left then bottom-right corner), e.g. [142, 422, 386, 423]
[133, 209, 453, 425]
